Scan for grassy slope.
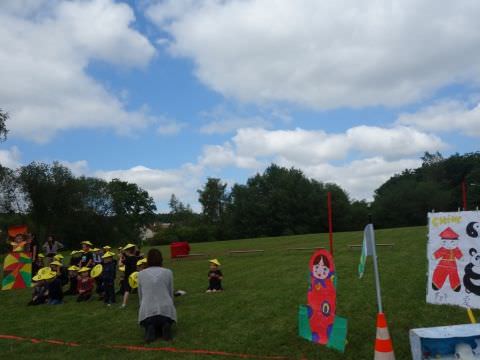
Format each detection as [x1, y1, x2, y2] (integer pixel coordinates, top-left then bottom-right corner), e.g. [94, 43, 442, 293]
[0, 226, 471, 359]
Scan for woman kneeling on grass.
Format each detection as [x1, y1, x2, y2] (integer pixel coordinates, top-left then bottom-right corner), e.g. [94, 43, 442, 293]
[138, 248, 176, 343]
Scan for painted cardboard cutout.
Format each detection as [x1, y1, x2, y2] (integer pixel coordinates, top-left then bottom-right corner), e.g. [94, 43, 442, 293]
[299, 249, 347, 352]
[427, 211, 480, 308]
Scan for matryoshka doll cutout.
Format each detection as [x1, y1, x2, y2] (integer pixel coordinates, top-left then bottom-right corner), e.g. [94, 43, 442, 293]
[307, 249, 336, 344]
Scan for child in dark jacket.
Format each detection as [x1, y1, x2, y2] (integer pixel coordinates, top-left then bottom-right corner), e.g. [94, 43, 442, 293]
[28, 274, 48, 305]
[47, 271, 64, 305]
[102, 252, 116, 305]
[64, 266, 79, 295]
[207, 259, 223, 293]
[77, 267, 94, 302]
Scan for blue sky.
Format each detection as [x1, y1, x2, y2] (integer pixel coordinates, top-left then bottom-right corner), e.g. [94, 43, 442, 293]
[1, 0, 480, 211]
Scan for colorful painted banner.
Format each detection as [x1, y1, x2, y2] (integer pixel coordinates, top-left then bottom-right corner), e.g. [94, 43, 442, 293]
[1, 252, 32, 290]
[427, 211, 480, 308]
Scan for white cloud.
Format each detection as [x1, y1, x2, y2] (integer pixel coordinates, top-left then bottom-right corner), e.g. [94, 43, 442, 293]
[95, 164, 203, 210]
[147, 0, 480, 109]
[0, 0, 156, 142]
[60, 160, 89, 177]
[199, 143, 261, 169]
[299, 157, 422, 201]
[231, 126, 444, 165]
[397, 100, 480, 137]
[200, 116, 271, 135]
[0, 146, 21, 168]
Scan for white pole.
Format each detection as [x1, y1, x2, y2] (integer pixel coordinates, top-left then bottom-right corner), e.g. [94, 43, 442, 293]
[368, 221, 383, 313]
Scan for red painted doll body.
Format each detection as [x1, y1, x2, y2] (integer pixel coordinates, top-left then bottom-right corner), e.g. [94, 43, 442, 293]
[432, 227, 463, 292]
[307, 250, 336, 344]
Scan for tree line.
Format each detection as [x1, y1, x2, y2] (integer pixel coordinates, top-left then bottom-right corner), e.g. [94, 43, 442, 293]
[155, 152, 480, 244]
[0, 162, 156, 252]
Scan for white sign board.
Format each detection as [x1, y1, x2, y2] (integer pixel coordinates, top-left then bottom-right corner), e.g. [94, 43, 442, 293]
[427, 211, 480, 308]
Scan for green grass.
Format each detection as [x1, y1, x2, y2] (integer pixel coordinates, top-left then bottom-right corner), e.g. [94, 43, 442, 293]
[0, 226, 473, 359]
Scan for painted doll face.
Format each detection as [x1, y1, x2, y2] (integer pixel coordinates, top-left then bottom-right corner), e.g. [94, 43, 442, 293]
[313, 258, 330, 280]
[442, 239, 457, 250]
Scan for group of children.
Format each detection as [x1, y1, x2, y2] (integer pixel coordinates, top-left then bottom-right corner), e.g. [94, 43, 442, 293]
[29, 241, 147, 307]
[28, 239, 225, 306]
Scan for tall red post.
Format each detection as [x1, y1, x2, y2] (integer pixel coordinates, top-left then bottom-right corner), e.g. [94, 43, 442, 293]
[462, 180, 468, 211]
[327, 192, 333, 255]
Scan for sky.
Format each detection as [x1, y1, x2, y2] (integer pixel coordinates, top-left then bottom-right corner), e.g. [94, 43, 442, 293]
[1, 0, 480, 211]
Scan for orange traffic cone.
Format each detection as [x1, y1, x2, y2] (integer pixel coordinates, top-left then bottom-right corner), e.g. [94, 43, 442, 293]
[374, 312, 395, 360]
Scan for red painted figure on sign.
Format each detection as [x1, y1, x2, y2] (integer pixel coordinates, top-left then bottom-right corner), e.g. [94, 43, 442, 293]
[432, 227, 463, 292]
[307, 250, 336, 344]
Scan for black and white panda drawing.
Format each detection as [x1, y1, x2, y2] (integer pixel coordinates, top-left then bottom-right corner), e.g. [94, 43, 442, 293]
[466, 222, 480, 238]
[464, 248, 480, 295]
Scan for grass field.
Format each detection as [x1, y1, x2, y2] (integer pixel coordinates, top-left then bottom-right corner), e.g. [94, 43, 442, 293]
[0, 226, 473, 359]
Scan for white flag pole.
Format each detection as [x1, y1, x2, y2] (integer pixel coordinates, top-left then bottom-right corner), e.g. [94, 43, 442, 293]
[368, 216, 383, 314]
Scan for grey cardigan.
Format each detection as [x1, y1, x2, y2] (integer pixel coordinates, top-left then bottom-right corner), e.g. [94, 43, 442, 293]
[137, 267, 177, 323]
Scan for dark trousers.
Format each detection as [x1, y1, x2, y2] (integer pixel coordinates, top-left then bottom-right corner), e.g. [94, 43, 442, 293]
[28, 296, 47, 306]
[140, 315, 174, 342]
[104, 281, 115, 304]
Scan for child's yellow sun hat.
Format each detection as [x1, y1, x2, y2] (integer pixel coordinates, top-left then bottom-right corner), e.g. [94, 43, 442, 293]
[136, 258, 147, 266]
[209, 259, 221, 266]
[90, 264, 103, 278]
[37, 253, 45, 258]
[41, 271, 57, 280]
[68, 265, 80, 271]
[103, 245, 111, 250]
[54, 254, 64, 261]
[50, 260, 63, 267]
[81, 241, 93, 246]
[123, 243, 136, 251]
[78, 267, 90, 273]
[32, 274, 43, 282]
[129, 271, 139, 289]
[38, 267, 51, 276]
[102, 251, 115, 259]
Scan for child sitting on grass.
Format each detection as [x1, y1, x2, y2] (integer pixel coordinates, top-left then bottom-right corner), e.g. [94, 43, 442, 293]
[102, 251, 116, 306]
[206, 259, 223, 293]
[46, 270, 64, 305]
[64, 266, 79, 295]
[28, 274, 48, 306]
[77, 267, 94, 302]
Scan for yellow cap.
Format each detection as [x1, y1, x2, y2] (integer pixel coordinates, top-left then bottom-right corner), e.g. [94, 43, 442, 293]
[136, 258, 147, 266]
[92, 248, 101, 252]
[118, 266, 125, 272]
[38, 267, 51, 276]
[54, 254, 64, 260]
[209, 259, 221, 266]
[123, 243, 135, 251]
[50, 261, 62, 267]
[102, 251, 115, 259]
[81, 241, 93, 246]
[37, 253, 45, 258]
[129, 271, 139, 289]
[90, 264, 103, 278]
[68, 265, 80, 271]
[78, 267, 90, 273]
[103, 245, 111, 250]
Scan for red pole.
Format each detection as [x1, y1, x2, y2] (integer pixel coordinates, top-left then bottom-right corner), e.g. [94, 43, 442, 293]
[462, 180, 468, 211]
[327, 192, 333, 255]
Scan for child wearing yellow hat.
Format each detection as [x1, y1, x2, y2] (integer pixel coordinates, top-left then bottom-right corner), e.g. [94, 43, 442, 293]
[77, 267, 94, 302]
[28, 273, 49, 306]
[120, 243, 138, 308]
[207, 259, 223, 293]
[64, 266, 80, 296]
[137, 258, 147, 271]
[32, 253, 45, 277]
[46, 270, 63, 305]
[102, 251, 116, 306]
[78, 241, 94, 268]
